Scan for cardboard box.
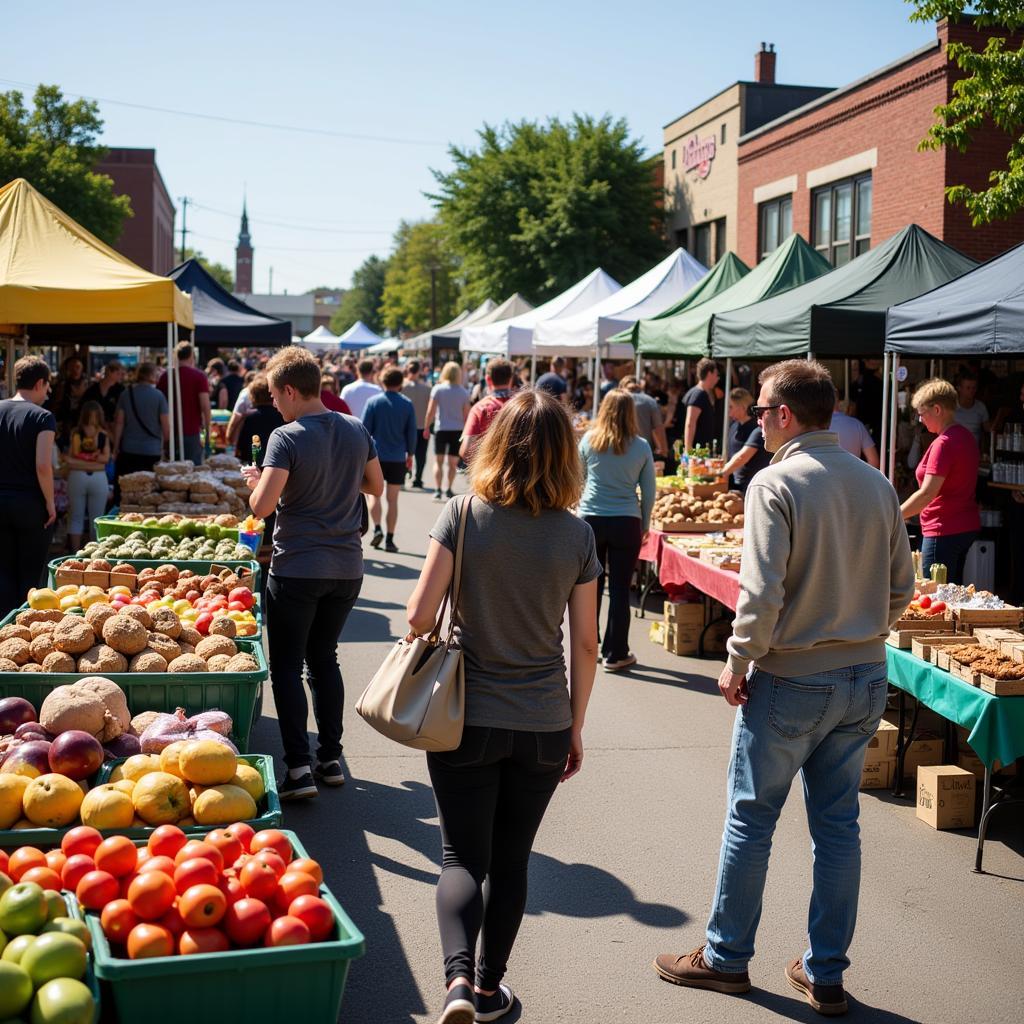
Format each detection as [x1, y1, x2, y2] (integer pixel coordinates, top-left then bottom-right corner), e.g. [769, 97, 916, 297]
[860, 759, 893, 790]
[864, 718, 899, 762]
[664, 623, 699, 656]
[664, 600, 703, 626]
[901, 736, 945, 782]
[957, 751, 1016, 779]
[648, 620, 666, 646]
[916, 765, 976, 829]
[702, 619, 732, 654]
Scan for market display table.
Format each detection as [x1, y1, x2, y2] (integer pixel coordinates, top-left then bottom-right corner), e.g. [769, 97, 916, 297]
[886, 645, 1024, 872]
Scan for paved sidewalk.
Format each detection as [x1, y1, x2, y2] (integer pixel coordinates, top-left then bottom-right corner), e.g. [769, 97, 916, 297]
[250, 484, 1024, 1024]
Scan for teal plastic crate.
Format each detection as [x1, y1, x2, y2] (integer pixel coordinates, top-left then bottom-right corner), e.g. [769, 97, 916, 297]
[77, 830, 364, 1024]
[48, 555, 262, 593]
[0, 636, 266, 751]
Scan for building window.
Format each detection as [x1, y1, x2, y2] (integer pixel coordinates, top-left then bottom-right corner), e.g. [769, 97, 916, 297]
[812, 174, 871, 266]
[721, 123, 726, 145]
[671, 149, 677, 169]
[694, 223, 712, 268]
[758, 195, 792, 260]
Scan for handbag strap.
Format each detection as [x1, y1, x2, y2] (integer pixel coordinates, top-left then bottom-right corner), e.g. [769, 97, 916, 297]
[428, 495, 472, 644]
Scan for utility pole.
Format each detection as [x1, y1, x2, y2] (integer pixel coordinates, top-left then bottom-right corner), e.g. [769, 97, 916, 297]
[178, 196, 190, 263]
[268, 267, 273, 294]
[428, 263, 440, 329]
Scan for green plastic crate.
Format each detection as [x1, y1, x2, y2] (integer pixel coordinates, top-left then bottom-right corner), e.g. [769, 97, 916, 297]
[77, 830, 364, 1024]
[0, 753, 279, 849]
[94, 514, 259, 543]
[0, 637, 266, 751]
[48, 555, 262, 593]
[61, 893, 102, 1024]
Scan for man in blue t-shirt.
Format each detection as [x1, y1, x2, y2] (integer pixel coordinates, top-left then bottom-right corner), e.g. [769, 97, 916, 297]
[535, 357, 568, 403]
[362, 366, 417, 553]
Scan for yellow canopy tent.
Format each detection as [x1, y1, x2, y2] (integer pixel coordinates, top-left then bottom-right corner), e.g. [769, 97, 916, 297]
[0, 178, 195, 458]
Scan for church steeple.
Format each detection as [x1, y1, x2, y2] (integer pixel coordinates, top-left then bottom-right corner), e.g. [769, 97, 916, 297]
[235, 199, 253, 294]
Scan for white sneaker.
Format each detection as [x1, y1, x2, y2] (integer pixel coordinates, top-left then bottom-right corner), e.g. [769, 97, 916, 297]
[603, 653, 637, 672]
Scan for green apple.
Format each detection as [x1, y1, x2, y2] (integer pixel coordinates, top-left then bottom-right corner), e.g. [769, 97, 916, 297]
[41, 919, 91, 952]
[21, 932, 86, 987]
[0, 882, 48, 937]
[0, 960, 32, 1018]
[0, 872, 12, 898]
[1, 934, 34, 963]
[43, 891, 65, 923]
[30, 977, 95, 1024]
[0, 927, 6, 957]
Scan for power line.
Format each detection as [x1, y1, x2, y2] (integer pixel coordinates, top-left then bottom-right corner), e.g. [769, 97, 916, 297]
[189, 230, 384, 254]
[0, 77, 447, 148]
[189, 200, 395, 236]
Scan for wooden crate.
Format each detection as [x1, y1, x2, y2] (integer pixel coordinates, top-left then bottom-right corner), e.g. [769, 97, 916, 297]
[911, 633, 971, 662]
[979, 674, 1024, 696]
[930, 636, 979, 666]
[686, 481, 727, 499]
[652, 519, 737, 534]
[972, 627, 1024, 649]
[891, 615, 954, 632]
[950, 660, 981, 686]
[888, 620, 954, 648]
[955, 607, 1023, 630]
[935, 650, 953, 671]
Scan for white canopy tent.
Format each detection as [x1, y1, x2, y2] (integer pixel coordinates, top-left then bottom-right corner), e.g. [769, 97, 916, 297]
[365, 336, 401, 355]
[337, 319, 384, 351]
[531, 248, 708, 357]
[460, 268, 621, 356]
[402, 299, 496, 353]
[447, 292, 534, 343]
[296, 324, 340, 351]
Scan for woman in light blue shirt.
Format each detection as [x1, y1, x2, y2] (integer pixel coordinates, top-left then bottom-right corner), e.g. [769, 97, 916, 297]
[578, 389, 656, 671]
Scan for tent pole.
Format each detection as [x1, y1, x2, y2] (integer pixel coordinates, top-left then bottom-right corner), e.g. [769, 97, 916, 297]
[174, 338, 185, 465]
[166, 324, 176, 462]
[635, 352, 642, 378]
[722, 357, 732, 457]
[592, 344, 602, 419]
[930, 359, 936, 378]
[844, 360, 850, 411]
[807, 350, 814, 362]
[4, 336, 14, 397]
[888, 355, 900, 482]
[879, 352, 890, 476]
[530, 354, 536, 385]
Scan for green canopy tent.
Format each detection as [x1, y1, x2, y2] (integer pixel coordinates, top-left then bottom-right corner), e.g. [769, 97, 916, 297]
[611, 251, 750, 352]
[709, 224, 976, 360]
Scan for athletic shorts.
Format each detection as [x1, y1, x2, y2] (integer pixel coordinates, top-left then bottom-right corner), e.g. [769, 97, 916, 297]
[380, 461, 407, 486]
[435, 430, 462, 457]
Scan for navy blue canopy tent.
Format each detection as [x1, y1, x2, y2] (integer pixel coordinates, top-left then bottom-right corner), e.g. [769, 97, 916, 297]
[167, 259, 291, 348]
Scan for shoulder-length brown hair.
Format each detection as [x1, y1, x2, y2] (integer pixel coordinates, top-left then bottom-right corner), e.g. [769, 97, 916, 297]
[471, 389, 583, 515]
[587, 389, 637, 455]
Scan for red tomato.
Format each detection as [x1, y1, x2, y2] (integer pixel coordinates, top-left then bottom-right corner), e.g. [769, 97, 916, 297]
[929, 601, 947, 614]
[127, 923, 175, 959]
[62, 825, 103, 859]
[229, 587, 255, 610]
[62, 854, 96, 892]
[194, 613, 214, 636]
[148, 824, 187, 860]
[20, 866, 62, 892]
[101, 898, 139, 944]
[77, 869, 120, 911]
[250, 830, 292, 864]
[226, 822, 255, 853]
[239, 858, 279, 901]
[174, 840, 224, 872]
[128, 871, 177, 921]
[221, 875, 245, 905]
[265, 916, 310, 947]
[95, 836, 138, 878]
[45, 849, 67, 875]
[919, 594, 932, 609]
[288, 895, 335, 941]
[206, 830, 242, 869]
[289, 858, 323, 887]
[178, 884, 227, 928]
[275, 871, 319, 913]
[0, 850, 7, 875]
[135, 849, 152, 868]
[8, 847, 47, 881]
[253, 850, 287, 879]
[179, 927, 230, 955]
[157, 906, 186, 939]
[119, 873, 137, 900]
[224, 897, 272, 947]
[139, 855, 176, 878]
[173, 857, 219, 895]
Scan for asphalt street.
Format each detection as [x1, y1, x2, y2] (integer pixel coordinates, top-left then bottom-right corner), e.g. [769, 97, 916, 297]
[248, 479, 1024, 1024]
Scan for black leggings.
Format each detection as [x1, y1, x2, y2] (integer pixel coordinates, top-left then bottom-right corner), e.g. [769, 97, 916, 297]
[427, 726, 572, 990]
[0, 492, 53, 618]
[584, 515, 643, 662]
[266, 574, 361, 769]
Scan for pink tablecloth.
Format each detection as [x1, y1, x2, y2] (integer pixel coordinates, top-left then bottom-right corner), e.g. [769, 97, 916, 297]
[639, 529, 741, 612]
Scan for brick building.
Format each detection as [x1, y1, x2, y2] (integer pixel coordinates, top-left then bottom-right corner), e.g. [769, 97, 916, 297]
[736, 18, 1024, 269]
[94, 148, 175, 273]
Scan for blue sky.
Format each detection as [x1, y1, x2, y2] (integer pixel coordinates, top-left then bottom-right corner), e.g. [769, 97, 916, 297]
[5, 0, 935, 294]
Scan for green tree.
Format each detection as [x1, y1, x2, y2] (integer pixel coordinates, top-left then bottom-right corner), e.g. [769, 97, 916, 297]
[379, 221, 459, 334]
[0, 84, 131, 243]
[330, 254, 389, 334]
[430, 115, 665, 306]
[909, 2, 1024, 223]
[182, 247, 234, 291]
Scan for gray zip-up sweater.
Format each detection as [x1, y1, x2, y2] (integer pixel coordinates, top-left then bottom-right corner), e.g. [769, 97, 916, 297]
[726, 430, 915, 678]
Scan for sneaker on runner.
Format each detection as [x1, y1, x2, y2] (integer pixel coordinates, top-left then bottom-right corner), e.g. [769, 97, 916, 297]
[314, 761, 346, 787]
[279, 771, 318, 801]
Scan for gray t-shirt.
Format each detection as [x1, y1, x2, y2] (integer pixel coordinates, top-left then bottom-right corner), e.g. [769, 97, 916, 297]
[116, 384, 167, 457]
[402, 380, 431, 429]
[631, 392, 663, 448]
[430, 498, 601, 731]
[263, 412, 377, 579]
[431, 383, 470, 431]
[954, 401, 989, 447]
[830, 411, 876, 459]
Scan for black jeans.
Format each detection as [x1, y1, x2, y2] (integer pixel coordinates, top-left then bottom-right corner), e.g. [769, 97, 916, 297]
[427, 725, 572, 989]
[266, 574, 362, 769]
[413, 431, 429, 485]
[584, 515, 643, 661]
[0, 492, 54, 618]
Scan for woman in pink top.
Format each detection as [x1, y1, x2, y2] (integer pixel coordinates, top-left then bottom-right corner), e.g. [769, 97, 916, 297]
[901, 378, 979, 583]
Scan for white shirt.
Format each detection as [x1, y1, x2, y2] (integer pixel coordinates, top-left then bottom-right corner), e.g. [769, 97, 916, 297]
[342, 379, 383, 420]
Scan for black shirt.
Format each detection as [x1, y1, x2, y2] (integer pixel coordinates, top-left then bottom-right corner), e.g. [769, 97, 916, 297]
[217, 373, 245, 411]
[237, 406, 285, 465]
[535, 372, 567, 398]
[852, 371, 884, 442]
[683, 385, 718, 447]
[82, 381, 124, 425]
[728, 419, 771, 493]
[0, 399, 56, 498]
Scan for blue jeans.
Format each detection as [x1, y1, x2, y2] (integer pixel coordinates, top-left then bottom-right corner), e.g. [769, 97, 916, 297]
[704, 662, 888, 985]
[920, 531, 977, 586]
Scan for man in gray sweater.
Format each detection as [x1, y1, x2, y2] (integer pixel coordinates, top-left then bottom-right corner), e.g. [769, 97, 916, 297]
[655, 360, 914, 1016]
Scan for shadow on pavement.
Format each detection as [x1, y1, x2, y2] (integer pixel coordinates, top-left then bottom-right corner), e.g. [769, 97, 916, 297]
[613, 665, 721, 696]
[339, 606, 395, 643]
[363, 558, 424, 580]
[742, 987, 925, 1023]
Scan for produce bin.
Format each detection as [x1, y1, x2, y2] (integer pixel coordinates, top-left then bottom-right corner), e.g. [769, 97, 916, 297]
[48, 555, 262, 592]
[60, 893, 102, 1024]
[95, 515, 260, 543]
[76, 831, 364, 1024]
[0, 754, 279, 849]
[0, 638, 266, 751]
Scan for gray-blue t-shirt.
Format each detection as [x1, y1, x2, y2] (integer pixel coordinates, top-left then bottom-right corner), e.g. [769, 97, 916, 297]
[431, 383, 470, 431]
[263, 413, 377, 579]
[116, 384, 167, 457]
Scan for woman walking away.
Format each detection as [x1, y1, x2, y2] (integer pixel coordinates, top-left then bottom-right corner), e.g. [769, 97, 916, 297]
[579, 389, 656, 671]
[242, 347, 384, 799]
[66, 401, 111, 552]
[407, 389, 600, 1024]
[0, 356, 57, 616]
[424, 362, 470, 501]
[901, 378, 980, 584]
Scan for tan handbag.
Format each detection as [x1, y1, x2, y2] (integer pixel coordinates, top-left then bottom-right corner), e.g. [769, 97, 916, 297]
[355, 496, 471, 751]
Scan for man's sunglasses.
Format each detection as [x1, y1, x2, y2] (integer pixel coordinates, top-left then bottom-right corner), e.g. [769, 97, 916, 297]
[749, 404, 782, 419]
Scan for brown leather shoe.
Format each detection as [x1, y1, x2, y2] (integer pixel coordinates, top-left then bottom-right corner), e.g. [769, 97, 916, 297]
[653, 945, 751, 994]
[785, 958, 848, 1016]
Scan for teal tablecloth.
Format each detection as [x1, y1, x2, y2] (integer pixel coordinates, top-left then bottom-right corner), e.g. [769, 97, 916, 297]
[886, 646, 1024, 768]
